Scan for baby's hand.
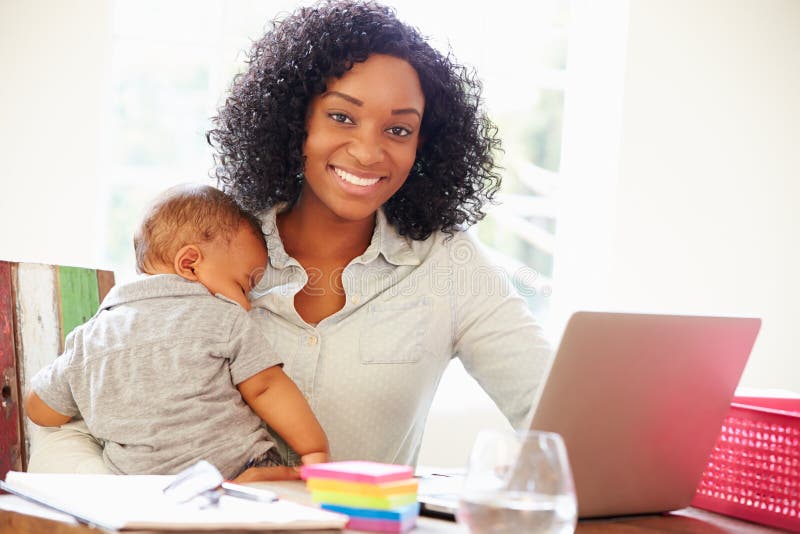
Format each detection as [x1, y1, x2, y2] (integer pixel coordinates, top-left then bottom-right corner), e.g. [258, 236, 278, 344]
[300, 452, 329, 465]
[232, 466, 301, 483]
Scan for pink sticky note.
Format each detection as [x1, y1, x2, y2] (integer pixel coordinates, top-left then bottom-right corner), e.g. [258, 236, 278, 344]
[301, 461, 414, 484]
[346, 515, 416, 533]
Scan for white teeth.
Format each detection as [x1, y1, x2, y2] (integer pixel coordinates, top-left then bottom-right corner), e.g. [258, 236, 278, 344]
[334, 167, 380, 186]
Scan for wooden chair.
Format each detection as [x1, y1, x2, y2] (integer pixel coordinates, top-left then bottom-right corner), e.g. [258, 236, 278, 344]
[0, 260, 114, 480]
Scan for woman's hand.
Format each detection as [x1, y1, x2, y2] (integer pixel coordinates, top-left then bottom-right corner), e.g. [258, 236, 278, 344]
[232, 465, 301, 483]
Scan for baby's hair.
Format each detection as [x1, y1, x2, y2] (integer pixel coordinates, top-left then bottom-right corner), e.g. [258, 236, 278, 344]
[133, 184, 265, 274]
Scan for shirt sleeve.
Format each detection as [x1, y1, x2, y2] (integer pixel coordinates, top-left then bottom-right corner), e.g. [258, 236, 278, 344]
[450, 232, 553, 428]
[227, 309, 284, 385]
[31, 327, 82, 417]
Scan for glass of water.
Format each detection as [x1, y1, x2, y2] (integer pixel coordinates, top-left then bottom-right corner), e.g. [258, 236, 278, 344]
[457, 429, 577, 534]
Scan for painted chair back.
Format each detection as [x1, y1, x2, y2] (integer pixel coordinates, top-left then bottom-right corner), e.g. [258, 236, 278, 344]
[0, 260, 114, 480]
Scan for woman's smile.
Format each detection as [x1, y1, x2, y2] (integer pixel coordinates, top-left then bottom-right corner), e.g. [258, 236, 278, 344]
[331, 165, 384, 187]
[329, 165, 388, 194]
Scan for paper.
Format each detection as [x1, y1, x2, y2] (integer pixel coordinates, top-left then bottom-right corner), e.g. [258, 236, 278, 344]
[734, 386, 800, 398]
[0, 494, 79, 524]
[1, 471, 347, 531]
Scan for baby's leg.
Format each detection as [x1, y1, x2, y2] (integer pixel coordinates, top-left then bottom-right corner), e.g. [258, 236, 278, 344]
[27, 420, 111, 474]
[232, 447, 299, 483]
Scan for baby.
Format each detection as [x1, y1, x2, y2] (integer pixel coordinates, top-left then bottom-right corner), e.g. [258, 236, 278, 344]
[24, 184, 328, 480]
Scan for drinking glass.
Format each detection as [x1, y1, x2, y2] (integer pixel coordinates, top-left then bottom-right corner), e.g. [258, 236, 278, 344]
[457, 429, 577, 534]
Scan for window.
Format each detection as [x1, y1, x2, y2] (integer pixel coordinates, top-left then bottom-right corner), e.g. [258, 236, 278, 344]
[104, 0, 297, 281]
[372, 1, 571, 465]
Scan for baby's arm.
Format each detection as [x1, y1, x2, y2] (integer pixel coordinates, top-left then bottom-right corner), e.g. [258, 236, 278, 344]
[237, 366, 329, 465]
[26, 326, 82, 428]
[24, 391, 72, 427]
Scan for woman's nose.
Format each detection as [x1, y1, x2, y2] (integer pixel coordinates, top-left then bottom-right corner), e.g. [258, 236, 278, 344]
[346, 130, 385, 166]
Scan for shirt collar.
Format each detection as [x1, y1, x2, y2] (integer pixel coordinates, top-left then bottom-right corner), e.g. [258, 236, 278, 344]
[360, 208, 420, 266]
[100, 274, 211, 310]
[259, 204, 420, 268]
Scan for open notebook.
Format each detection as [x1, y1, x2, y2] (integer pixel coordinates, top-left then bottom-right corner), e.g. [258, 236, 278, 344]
[1, 471, 348, 531]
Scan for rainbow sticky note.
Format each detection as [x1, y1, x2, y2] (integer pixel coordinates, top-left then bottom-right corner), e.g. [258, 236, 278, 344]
[306, 478, 419, 497]
[301, 461, 414, 484]
[321, 503, 419, 533]
[310, 489, 417, 509]
[302, 462, 419, 533]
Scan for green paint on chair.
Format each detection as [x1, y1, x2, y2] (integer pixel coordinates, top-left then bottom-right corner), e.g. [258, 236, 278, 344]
[58, 266, 100, 341]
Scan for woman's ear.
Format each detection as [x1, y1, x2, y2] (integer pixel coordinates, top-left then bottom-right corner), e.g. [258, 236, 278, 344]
[174, 245, 202, 281]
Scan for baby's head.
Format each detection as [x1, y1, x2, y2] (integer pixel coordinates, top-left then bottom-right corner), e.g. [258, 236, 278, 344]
[134, 184, 267, 310]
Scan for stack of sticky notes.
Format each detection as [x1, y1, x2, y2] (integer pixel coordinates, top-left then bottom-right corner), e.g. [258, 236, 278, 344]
[301, 461, 419, 533]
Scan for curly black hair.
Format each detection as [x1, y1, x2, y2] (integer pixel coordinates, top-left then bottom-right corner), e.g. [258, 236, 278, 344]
[208, 0, 502, 240]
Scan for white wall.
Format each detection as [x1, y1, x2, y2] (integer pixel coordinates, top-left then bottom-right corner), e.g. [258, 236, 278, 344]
[557, 0, 800, 391]
[615, 0, 800, 391]
[0, 0, 111, 269]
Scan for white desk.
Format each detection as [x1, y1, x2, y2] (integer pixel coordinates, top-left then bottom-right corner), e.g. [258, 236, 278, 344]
[0, 480, 786, 533]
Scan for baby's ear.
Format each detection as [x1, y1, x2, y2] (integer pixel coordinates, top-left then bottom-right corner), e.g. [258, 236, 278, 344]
[174, 245, 202, 281]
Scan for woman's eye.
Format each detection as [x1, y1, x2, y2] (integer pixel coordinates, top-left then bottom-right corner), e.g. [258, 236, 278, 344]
[329, 113, 353, 124]
[387, 126, 412, 137]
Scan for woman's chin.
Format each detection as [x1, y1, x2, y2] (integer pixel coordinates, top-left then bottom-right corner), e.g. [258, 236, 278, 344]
[326, 203, 382, 225]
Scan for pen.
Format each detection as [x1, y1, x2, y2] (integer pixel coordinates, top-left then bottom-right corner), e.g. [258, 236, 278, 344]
[219, 481, 279, 502]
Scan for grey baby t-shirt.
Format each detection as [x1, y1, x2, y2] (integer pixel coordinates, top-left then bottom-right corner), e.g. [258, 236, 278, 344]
[31, 274, 281, 479]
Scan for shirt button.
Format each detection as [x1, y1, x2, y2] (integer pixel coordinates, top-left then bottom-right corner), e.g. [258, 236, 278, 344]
[351, 295, 361, 305]
[307, 335, 318, 346]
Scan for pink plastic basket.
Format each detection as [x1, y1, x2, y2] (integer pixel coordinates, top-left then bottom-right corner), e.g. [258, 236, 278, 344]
[692, 396, 800, 532]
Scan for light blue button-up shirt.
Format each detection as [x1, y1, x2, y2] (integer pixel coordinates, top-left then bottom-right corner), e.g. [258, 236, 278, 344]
[251, 206, 552, 466]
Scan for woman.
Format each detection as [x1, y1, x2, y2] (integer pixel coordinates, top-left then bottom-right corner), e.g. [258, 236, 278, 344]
[28, 0, 551, 480]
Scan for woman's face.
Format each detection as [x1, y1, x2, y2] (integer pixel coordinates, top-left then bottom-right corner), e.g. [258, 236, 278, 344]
[301, 54, 425, 224]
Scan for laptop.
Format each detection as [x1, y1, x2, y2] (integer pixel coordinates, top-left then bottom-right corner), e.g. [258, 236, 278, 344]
[418, 311, 761, 519]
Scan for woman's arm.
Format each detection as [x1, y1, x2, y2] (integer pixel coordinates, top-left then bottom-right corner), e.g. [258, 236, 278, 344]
[451, 233, 553, 428]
